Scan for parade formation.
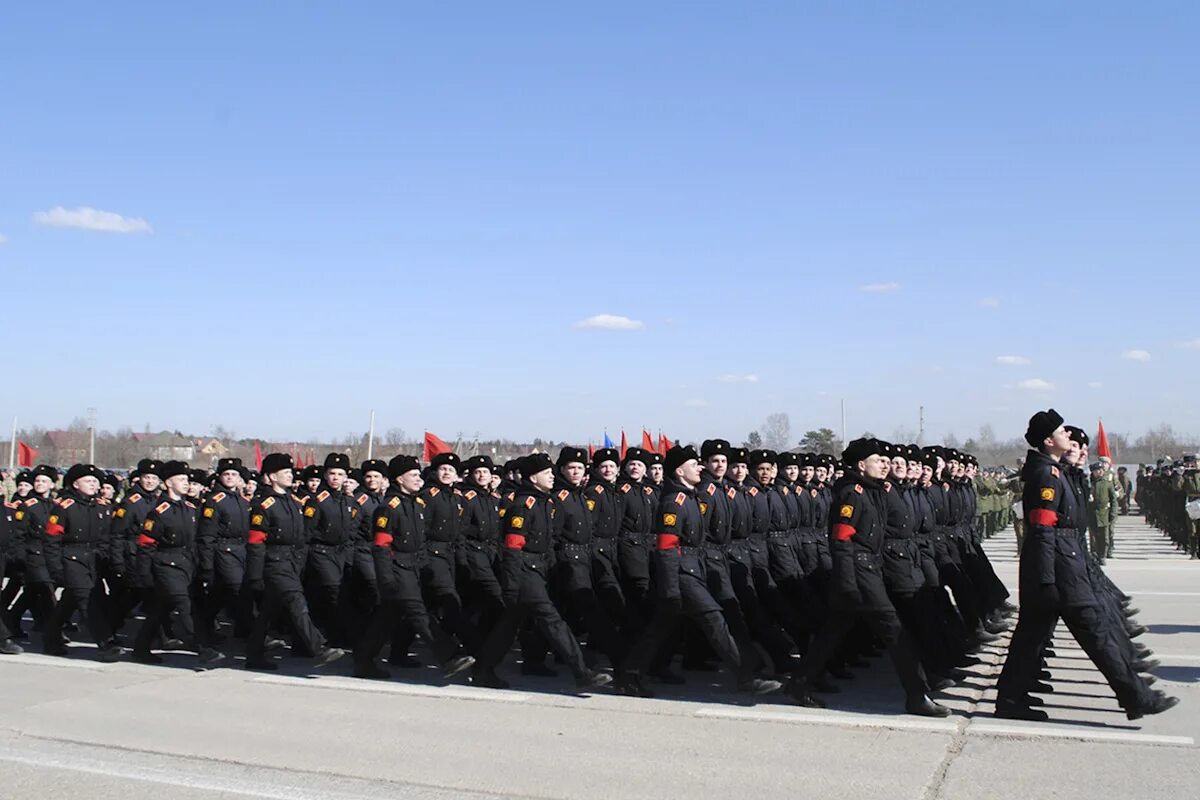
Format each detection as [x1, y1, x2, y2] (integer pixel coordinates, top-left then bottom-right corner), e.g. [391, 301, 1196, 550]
[0, 410, 1182, 723]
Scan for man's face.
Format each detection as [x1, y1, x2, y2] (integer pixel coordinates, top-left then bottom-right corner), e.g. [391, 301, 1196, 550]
[325, 468, 347, 491]
[815, 466, 828, 483]
[784, 465, 799, 482]
[188, 480, 204, 497]
[706, 455, 727, 480]
[966, 464, 978, 479]
[436, 465, 458, 486]
[306, 476, 321, 492]
[677, 459, 702, 486]
[220, 470, 242, 490]
[860, 453, 890, 480]
[921, 464, 934, 483]
[560, 463, 585, 487]
[270, 468, 294, 490]
[597, 461, 619, 483]
[624, 460, 646, 481]
[907, 460, 922, 479]
[244, 480, 257, 496]
[1062, 437, 1082, 465]
[729, 463, 748, 484]
[16, 482, 32, 497]
[398, 470, 424, 494]
[471, 467, 492, 487]
[100, 484, 115, 500]
[890, 458, 908, 480]
[73, 476, 100, 497]
[344, 478, 359, 494]
[139, 474, 161, 493]
[800, 465, 815, 484]
[364, 471, 386, 493]
[165, 474, 190, 496]
[755, 462, 774, 485]
[33, 475, 54, 495]
[530, 468, 555, 492]
[488, 473, 501, 491]
[649, 464, 663, 484]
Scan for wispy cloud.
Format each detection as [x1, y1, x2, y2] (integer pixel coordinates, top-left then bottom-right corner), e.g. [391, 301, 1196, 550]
[684, 398, 709, 408]
[995, 355, 1030, 366]
[1121, 349, 1151, 362]
[858, 281, 899, 294]
[978, 297, 1001, 308]
[574, 314, 645, 331]
[1088, 381, 1104, 389]
[33, 206, 153, 234]
[1018, 378, 1055, 391]
[1173, 339, 1200, 350]
[717, 374, 759, 384]
[0, 233, 7, 244]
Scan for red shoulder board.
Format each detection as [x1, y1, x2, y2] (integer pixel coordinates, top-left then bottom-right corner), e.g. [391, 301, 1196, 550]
[356, 494, 368, 505]
[415, 497, 426, 507]
[727, 488, 736, 500]
[557, 490, 569, 501]
[3, 501, 15, 510]
[525, 496, 536, 509]
[1050, 467, 1060, 478]
[261, 497, 276, 509]
[293, 494, 307, 504]
[185, 500, 196, 509]
[98, 498, 110, 505]
[211, 492, 227, 503]
[317, 490, 330, 502]
[675, 492, 686, 505]
[883, 482, 892, 493]
[24, 498, 38, 506]
[748, 487, 759, 496]
[464, 490, 477, 500]
[57, 498, 75, 509]
[620, 483, 631, 494]
[811, 489, 818, 498]
[128, 493, 142, 504]
[594, 485, 604, 494]
[428, 487, 440, 497]
[156, 502, 170, 514]
[782, 486, 790, 496]
[388, 496, 401, 508]
[505, 492, 515, 501]
[706, 483, 716, 496]
[854, 485, 864, 494]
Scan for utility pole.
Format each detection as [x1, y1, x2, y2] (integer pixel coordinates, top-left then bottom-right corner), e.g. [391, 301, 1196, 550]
[8, 416, 16, 471]
[918, 406, 925, 446]
[87, 407, 96, 464]
[366, 409, 376, 459]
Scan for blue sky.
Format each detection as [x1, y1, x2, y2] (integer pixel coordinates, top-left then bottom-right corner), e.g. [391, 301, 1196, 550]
[3, 3, 1199, 446]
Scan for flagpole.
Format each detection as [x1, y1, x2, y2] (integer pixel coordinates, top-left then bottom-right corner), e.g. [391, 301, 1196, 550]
[366, 409, 376, 459]
[8, 416, 16, 471]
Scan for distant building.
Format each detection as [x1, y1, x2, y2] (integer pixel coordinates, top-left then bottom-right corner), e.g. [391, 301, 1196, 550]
[131, 431, 195, 462]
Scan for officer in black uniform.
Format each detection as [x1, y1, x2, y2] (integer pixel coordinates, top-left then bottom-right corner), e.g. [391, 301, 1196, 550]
[787, 438, 948, 717]
[40, 464, 122, 661]
[244, 453, 344, 670]
[197, 457, 252, 644]
[354, 454, 475, 680]
[618, 445, 781, 698]
[472, 452, 612, 691]
[303, 453, 358, 647]
[132, 461, 226, 667]
[995, 410, 1177, 721]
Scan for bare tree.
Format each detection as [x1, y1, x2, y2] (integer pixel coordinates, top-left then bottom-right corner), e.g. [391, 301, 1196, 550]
[761, 413, 791, 451]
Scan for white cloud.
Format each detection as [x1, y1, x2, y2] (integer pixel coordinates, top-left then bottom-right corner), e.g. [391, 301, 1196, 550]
[32, 206, 153, 234]
[1088, 381, 1104, 389]
[1018, 378, 1055, 391]
[574, 314, 645, 331]
[684, 398, 709, 408]
[717, 374, 759, 384]
[1121, 349, 1151, 362]
[978, 297, 1001, 308]
[858, 281, 899, 293]
[1173, 339, 1200, 350]
[0, 233, 8, 244]
[995, 355, 1031, 366]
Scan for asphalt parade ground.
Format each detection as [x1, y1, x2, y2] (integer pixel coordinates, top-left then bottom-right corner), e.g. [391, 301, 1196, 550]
[1, 514, 1197, 799]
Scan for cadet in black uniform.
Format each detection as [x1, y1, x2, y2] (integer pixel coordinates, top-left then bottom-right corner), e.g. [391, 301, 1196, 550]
[585, 448, 627, 629]
[995, 410, 1176, 721]
[108, 459, 163, 634]
[41, 464, 122, 661]
[787, 438, 948, 717]
[8, 465, 59, 636]
[354, 455, 475, 680]
[615, 447, 655, 632]
[303, 453, 357, 647]
[197, 457, 252, 644]
[132, 461, 226, 667]
[457, 455, 506, 656]
[1, 494, 24, 654]
[472, 452, 612, 691]
[244, 453, 344, 670]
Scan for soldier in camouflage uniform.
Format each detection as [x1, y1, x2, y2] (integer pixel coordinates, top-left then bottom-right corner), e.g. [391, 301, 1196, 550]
[1087, 462, 1118, 564]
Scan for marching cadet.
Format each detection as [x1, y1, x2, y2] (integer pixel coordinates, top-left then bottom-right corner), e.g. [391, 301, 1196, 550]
[0, 492, 23, 654]
[244, 453, 344, 670]
[345, 458, 388, 630]
[196, 458, 252, 644]
[109, 459, 163, 633]
[303, 453, 358, 647]
[354, 454, 475, 680]
[647, 453, 664, 487]
[41, 464, 122, 661]
[585, 448, 627, 630]
[615, 447, 655, 631]
[9, 465, 61, 639]
[786, 438, 948, 717]
[457, 454, 506, 655]
[472, 452, 612, 691]
[995, 410, 1176, 721]
[132, 461, 226, 667]
[618, 445, 781, 698]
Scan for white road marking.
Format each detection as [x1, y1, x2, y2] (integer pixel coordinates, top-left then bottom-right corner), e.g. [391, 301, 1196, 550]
[0, 653, 104, 671]
[250, 673, 532, 703]
[694, 706, 959, 733]
[968, 722, 1194, 747]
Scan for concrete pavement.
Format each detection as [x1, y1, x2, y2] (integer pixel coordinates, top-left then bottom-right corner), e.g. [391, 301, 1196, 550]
[1, 512, 1197, 799]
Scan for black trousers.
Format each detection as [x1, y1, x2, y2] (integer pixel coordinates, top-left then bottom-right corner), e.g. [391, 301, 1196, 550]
[135, 556, 198, 653]
[45, 559, 111, 651]
[997, 599, 1151, 710]
[305, 544, 351, 645]
[617, 536, 653, 631]
[246, 554, 326, 661]
[0, 553, 12, 641]
[357, 560, 458, 666]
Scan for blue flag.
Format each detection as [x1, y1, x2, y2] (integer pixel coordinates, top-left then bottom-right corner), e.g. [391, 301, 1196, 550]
[603, 432, 613, 448]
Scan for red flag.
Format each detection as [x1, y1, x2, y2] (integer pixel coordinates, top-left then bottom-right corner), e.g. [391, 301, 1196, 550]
[588, 443, 596, 459]
[295, 447, 304, 469]
[254, 441, 263, 471]
[642, 430, 655, 453]
[1096, 419, 1112, 461]
[620, 431, 628, 460]
[423, 431, 452, 463]
[17, 441, 38, 467]
[310, 448, 316, 467]
[659, 433, 672, 454]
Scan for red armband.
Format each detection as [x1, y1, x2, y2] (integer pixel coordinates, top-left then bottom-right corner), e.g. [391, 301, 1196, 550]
[656, 533, 680, 551]
[136, 533, 156, 547]
[1029, 509, 1058, 527]
[504, 533, 526, 550]
[832, 523, 856, 541]
[373, 532, 393, 547]
[45, 522, 65, 537]
[247, 530, 268, 545]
